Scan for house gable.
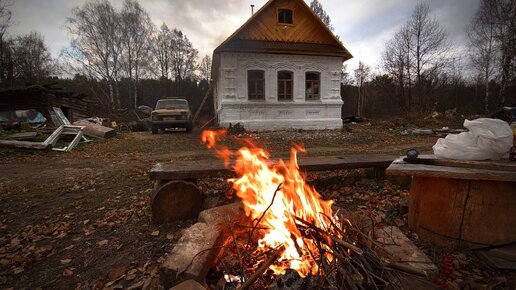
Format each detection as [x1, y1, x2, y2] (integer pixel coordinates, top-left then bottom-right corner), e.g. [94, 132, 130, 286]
[215, 0, 352, 59]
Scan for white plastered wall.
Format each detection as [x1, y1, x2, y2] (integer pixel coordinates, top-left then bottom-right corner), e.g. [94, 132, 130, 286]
[215, 52, 343, 131]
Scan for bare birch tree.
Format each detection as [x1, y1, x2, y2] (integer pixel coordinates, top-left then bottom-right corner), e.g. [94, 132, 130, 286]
[382, 2, 448, 109]
[0, 0, 13, 85]
[155, 23, 172, 80]
[170, 29, 198, 95]
[354, 61, 370, 117]
[198, 54, 211, 82]
[408, 2, 448, 105]
[476, 0, 515, 105]
[65, 0, 122, 108]
[120, 0, 155, 109]
[310, 0, 334, 32]
[468, 1, 497, 113]
[154, 23, 172, 97]
[12, 32, 55, 83]
[383, 29, 407, 107]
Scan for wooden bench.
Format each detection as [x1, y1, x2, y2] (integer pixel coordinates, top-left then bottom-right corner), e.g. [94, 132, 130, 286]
[386, 155, 516, 248]
[150, 154, 397, 223]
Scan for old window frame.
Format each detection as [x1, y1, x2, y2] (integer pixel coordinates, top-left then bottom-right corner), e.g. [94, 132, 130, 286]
[277, 70, 294, 101]
[305, 72, 321, 100]
[247, 70, 265, 100]
[277, 8, 293, 25]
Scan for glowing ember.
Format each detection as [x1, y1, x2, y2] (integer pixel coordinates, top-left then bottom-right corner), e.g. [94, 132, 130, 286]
[201, 129, 341, 277]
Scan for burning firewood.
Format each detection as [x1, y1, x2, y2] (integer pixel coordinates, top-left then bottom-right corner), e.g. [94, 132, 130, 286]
[201, 129, 403, 289]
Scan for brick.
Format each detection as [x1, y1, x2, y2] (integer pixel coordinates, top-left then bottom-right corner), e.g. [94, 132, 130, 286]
[375, 226, 439, 279]
[160, 222, 225, 287]
[198, 202, 245, 226]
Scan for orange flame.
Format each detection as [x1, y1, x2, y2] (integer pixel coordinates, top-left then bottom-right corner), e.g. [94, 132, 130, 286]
[201, 130, 337, 276]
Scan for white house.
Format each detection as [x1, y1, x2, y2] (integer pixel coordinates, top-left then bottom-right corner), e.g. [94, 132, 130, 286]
[212, 0, 352, 131]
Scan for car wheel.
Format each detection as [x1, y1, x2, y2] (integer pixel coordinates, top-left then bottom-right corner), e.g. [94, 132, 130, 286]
[185, 122, 193, 133]
[151, 125, 158, 134]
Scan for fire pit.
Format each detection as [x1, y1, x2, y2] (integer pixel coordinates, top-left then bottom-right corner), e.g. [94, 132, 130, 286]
[160, 130, 438, 289]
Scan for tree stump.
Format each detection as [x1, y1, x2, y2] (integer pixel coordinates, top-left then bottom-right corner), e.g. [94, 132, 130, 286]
[409, 177, 516, 248]
[152, 180, 202, 224]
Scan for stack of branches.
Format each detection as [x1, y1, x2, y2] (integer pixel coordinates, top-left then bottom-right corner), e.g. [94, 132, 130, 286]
[216, 184, 405, 290]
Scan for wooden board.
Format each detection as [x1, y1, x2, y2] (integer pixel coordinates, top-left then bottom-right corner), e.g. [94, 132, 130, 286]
[149, 154, 397, 181]
[73, 122, 116, 139]
[409, 155, 516, 172]
[387, 159, 516, 182]
[0, 140, 51, 150]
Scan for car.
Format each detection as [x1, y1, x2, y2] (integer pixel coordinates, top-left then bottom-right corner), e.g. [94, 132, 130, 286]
[150, 98, 193, 134]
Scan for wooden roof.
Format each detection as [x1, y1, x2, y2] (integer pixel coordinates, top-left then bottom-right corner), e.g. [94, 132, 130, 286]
[215, 0, 352, 59]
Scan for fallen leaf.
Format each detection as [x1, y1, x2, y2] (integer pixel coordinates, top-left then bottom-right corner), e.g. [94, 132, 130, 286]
[91, 278, 105, 290]
[166, 233, 174, 240]
[60, 258, 72, 265]
[394, 218, 405, 227]
[150, 230, 160, 236]
[56, 232, 67, 239]
[63, 268, 74, 276]
[108, 266, 127, 282]
[13, 267, 24, 274]
[97, 239, 109, 246]
[10, 238, 20, 247]
[83, 219, 90, 225]
[0, 259, 10, 266]
[147, 264, 158, 276]
[12, 255, 25, 263]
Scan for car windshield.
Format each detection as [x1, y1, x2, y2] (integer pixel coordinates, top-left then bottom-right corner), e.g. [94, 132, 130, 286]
[155, 99, 189, 110]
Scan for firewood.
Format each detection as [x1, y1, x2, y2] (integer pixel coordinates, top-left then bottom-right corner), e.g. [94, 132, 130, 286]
[239, 247, 284, 289]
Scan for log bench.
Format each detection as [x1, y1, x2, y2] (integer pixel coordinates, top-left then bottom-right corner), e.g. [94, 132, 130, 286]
[149, 154, 397, 223]
[386, 155, 516, 248]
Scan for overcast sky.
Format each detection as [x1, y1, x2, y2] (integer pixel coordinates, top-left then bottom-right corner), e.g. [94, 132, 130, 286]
[10, 0, 479, 72]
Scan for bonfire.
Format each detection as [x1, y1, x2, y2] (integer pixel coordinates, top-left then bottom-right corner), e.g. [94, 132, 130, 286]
[201, 129, 401, 289]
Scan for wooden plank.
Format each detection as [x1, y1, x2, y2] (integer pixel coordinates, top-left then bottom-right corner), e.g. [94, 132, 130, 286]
[150, 154, 397, 181]
[6, 132, 38, 140]
[406, 155, 516, 172]
[0, 140, 51, 150]
[73, 122, 116, 139]
[387, 162, 516, 182]
[375, 226, 439, 279]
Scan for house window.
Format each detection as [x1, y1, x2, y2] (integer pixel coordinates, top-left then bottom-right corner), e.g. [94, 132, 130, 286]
[248, 70, 265, 100]
[305, 72, 320, 100]
[278, 9, 293, 25]
[277, 71, 293, 101]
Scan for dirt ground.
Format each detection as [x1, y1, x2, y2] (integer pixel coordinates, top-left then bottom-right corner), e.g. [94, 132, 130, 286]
[1, 120, 514, 289]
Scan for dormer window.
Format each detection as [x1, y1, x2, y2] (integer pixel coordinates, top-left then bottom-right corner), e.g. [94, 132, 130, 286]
[277, 9, 293, 25]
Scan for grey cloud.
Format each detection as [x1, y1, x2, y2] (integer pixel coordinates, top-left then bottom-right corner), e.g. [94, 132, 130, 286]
[8, 0, 480, 70]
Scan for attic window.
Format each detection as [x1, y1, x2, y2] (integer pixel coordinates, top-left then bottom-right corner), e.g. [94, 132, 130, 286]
[278, 9, 293, 25]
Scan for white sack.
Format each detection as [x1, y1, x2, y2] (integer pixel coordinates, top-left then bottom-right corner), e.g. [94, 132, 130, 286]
[432, 118, 513, 160]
